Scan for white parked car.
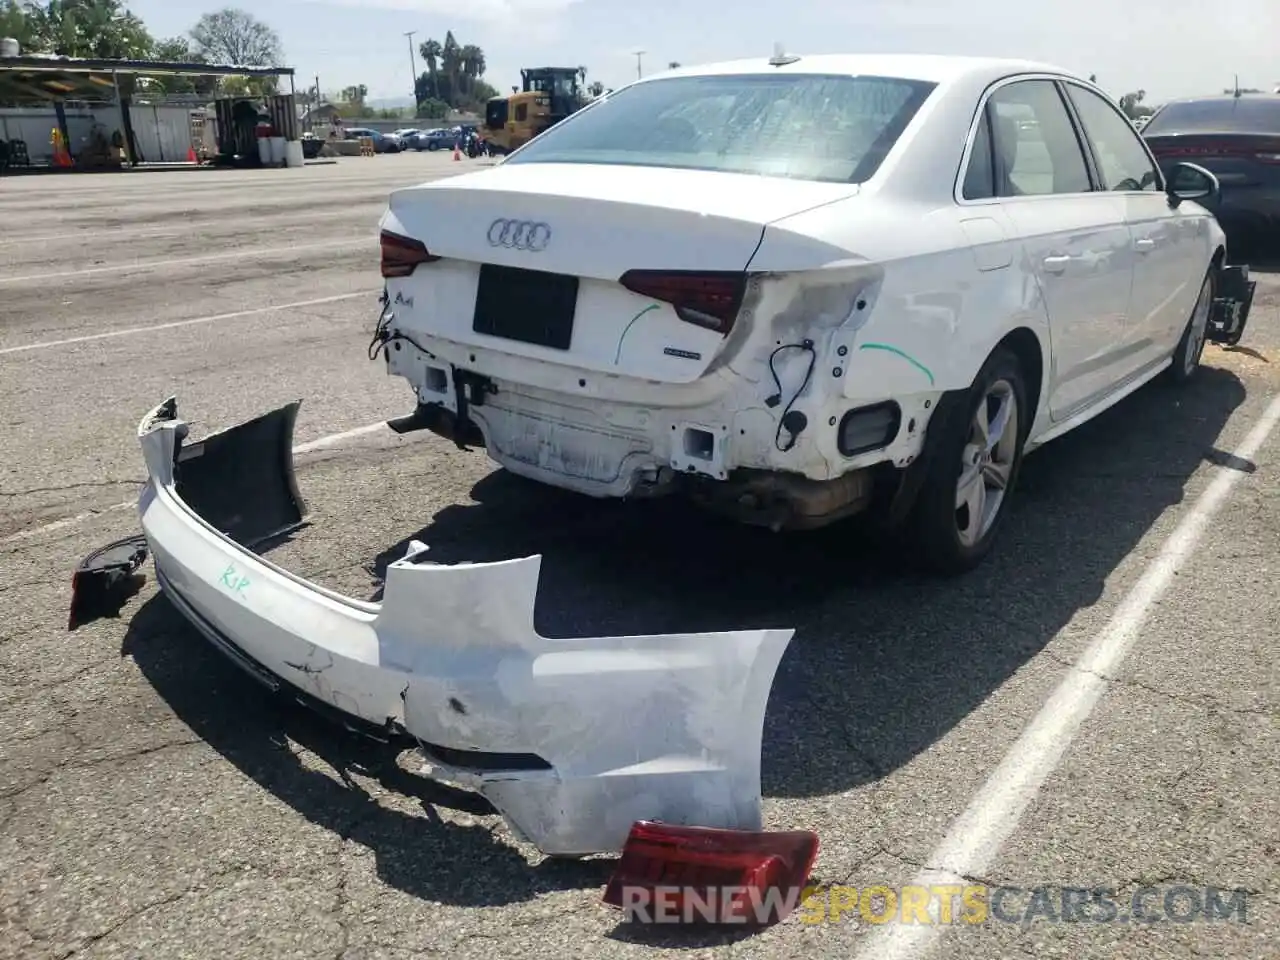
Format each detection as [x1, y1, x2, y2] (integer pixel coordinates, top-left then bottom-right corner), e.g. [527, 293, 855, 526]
[377, 53, 1255, 574]
[121, 51, 1261, 863]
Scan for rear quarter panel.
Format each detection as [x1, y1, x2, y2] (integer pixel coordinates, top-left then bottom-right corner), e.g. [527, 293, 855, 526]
[753, 197, 1051, 414]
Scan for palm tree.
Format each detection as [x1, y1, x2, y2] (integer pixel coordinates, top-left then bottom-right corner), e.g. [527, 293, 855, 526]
[460, 43, 484, 95]
[419, 38, 441, 98]
[441, 31, 461, 104]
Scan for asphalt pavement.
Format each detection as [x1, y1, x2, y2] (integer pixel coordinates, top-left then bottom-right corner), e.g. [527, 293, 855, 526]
[0, 153, 1276, 960]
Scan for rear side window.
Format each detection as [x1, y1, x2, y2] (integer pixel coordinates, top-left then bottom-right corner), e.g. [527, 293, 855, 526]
[1143, 97, 1280, 135]
[962, 107, 996, 199]
[1065, 84, 1161, 191]
[502, 73, 938, 184]
[987, 80, 1092, 196]
[983, 81, 1095, 195]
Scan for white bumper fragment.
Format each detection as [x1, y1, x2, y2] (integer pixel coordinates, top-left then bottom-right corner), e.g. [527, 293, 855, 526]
[137, 399, 795, 857]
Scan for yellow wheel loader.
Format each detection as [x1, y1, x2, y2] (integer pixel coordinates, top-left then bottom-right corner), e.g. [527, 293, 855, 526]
[482, 67, 585, 155]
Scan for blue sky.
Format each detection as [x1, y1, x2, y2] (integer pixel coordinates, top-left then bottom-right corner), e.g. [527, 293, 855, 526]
[128, 0, 1278, 105]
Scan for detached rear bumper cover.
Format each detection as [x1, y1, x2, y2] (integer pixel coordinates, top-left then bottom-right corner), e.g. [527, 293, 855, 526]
[137, 399, 794, 857]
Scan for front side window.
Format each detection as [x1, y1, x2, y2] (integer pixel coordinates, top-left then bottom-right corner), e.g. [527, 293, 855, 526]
[503, 73, 938, 184]
[986, 80, 1092, 197]
[1066, 84, 1161, 191]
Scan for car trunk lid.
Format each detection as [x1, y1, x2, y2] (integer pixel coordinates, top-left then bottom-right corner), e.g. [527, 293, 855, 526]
[381, 164, 858, 382]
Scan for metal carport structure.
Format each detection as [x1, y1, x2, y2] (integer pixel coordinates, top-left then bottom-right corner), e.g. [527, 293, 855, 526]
[0, 52, 296, 167]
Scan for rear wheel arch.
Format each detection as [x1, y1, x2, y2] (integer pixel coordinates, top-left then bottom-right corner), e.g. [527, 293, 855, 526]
[993, 327, 1044, 433]
[904, 343, 1031, 575]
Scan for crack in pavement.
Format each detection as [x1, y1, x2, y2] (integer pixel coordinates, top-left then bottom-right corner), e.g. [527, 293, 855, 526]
[827, 843, 1008, 890]
[1042, 649, 1279, 719]
[0, 737, 204, 802]
[55, 888, 193, 960]
[0, 623, 42, 646]
[5, 657, 122, 701]
[0, 479, 142, 499]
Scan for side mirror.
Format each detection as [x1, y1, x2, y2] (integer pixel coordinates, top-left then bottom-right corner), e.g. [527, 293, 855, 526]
[1166, 161, 1220, 208]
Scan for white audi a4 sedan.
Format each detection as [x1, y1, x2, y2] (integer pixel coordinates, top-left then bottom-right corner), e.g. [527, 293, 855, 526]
[374, 53, 1256, 574]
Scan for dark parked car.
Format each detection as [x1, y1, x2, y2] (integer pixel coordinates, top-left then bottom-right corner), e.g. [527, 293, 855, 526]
[344, 127, 402, 153]
[415, 129, 457, 152]
[1143, 95, 1280, 246]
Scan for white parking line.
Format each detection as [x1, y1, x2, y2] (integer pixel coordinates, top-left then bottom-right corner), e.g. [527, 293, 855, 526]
[0, 420, 397, 546]
[292, 421, 390, 453]
[0, 236, 374, 285]
[0, 291, 378, 357]
[853, 391, 1280, 960]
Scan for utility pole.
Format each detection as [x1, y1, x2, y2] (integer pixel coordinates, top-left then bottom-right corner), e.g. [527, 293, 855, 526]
[405, 30, 418, 109]
[632, 49, 646, 80]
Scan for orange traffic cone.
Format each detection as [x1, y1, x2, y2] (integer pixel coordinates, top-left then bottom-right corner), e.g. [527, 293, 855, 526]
[453, 143, 461, 161]
[186, 146, 198, 164]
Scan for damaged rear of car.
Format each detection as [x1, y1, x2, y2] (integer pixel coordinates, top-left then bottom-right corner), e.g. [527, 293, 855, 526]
[134, 397, 794, 857]
[372, 67, 943, 536]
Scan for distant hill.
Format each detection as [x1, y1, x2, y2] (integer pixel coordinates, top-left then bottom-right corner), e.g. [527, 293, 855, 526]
[367, 96, 416, 110]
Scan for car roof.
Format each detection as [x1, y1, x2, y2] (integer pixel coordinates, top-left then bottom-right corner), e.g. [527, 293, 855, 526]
[1159, 94, 1280, 107]
[645, 53, 1074, 87]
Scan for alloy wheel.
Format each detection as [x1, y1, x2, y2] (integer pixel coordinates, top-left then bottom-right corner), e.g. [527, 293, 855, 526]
[1184, 275, 1213, 376]
[955, 379, 1019, 548]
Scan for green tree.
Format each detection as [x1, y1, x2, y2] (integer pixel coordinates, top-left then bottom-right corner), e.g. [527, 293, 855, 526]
[0, 1, 37, 50]
[418, 37, 441, 100]
[415, 96, 448, 120]
[340, 83, 366, 106]
[414, 32, 493, 111]
[189, 8, 283, 96]
[22, 0, 152, 58]
[189, 7, 282, 65]
[460, 43, 485, 95]
[147, 35, 219, 96]
[441, 30, 460, 101]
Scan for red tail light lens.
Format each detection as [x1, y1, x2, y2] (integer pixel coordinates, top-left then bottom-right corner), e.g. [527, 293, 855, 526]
[380, 230, 440, 278]
[602, 821, 819, 926]
[619, 270, 748, 335]
[1150, 141, 1280, 163]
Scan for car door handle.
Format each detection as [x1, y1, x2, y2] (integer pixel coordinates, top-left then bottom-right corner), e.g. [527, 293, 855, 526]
[1042, 255, 1071, 273]
[1134, 238, 1157, 252]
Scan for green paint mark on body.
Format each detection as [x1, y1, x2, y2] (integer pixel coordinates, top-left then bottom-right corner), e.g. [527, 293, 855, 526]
[219, 564, 250, 595]
[858, 342, 936, 385]
[614, 304, 661, 365]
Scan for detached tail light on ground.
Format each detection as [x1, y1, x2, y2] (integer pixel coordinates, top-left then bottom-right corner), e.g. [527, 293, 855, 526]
[602, 821, 819, 926]
[620, 270, 748, 335]
[380, 230, 440, 278]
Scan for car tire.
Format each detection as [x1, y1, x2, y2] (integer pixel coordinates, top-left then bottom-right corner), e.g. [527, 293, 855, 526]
[906, 346, 1029, 576]
[1165, 267, 1215, 386]
[427, 142, 439, 152]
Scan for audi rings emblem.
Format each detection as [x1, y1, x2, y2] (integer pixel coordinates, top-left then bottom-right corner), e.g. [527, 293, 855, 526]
[487, 218, 552, 252]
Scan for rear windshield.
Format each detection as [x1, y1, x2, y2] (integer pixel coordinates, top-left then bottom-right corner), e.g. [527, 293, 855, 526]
[1143, 97, 1280, 135]
[503, 73, 938, 183]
